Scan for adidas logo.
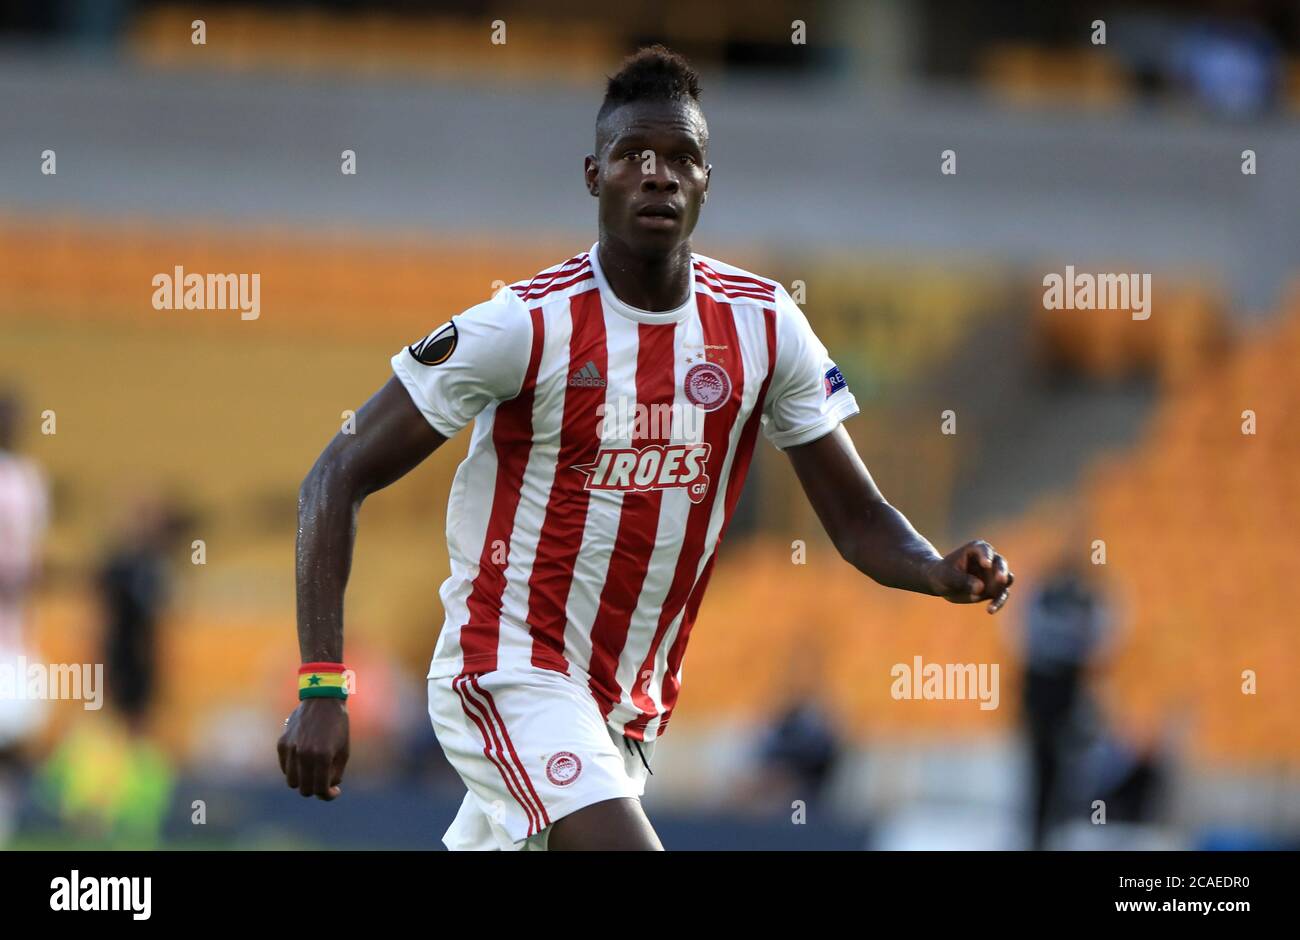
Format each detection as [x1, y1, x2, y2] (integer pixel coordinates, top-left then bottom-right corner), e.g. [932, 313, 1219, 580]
[568, 360, 606, 388]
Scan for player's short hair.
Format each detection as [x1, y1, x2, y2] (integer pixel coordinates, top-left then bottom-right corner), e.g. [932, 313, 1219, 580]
[596, 44, 704, 150]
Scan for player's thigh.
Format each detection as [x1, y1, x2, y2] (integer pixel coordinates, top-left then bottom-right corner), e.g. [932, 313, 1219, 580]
[546, 796, 663, 851]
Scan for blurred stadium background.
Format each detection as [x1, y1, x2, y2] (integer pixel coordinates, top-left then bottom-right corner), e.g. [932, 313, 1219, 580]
[1, 0, 1298, 849]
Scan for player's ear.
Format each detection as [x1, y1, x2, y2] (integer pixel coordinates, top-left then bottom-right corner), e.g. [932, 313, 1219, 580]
[584, 154, 599, 196]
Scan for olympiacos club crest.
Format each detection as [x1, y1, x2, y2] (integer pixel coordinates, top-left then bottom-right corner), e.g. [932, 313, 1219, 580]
[546, 751, 583, 786]
[684, 362, 731, 411]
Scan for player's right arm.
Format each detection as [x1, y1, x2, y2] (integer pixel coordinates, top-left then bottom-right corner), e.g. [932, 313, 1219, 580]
[278, 287, 534, 800]
[279, 377, 447, 800]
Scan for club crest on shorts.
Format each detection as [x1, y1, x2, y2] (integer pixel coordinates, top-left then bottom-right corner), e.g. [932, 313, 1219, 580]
[545, 751, 582, 786]
[684, 362, 731, 411]
[407, 320, 458, 366]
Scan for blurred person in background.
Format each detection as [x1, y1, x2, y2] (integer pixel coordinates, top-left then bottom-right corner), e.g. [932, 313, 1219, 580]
[0, 388, 50, 845]
[735, 644, 843, 815]
[1019, 554, 1110, 849]
[96, 496, 190, 733]
[35, 496, 189, 847]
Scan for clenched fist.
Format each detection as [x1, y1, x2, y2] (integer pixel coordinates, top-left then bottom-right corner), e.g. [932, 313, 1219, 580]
[277, 697, 350, 800]
[925, 540, 1014, 613]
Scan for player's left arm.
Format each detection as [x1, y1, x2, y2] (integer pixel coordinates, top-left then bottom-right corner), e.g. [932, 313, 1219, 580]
[786, 424, 1014, 613]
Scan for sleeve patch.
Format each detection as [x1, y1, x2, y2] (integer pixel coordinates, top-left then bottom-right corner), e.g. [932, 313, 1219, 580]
[823, 364, 848, 398]
[408, 320, 458, 366]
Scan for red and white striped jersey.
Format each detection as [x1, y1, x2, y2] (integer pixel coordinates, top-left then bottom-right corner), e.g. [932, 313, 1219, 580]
[392, 242, 858, 741]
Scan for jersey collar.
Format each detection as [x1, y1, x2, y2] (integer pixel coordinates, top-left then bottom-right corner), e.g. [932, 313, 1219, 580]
[588, 241, 697, 325]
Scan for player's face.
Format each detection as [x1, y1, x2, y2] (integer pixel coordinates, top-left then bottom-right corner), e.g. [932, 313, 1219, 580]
[586, 100, 710, 256]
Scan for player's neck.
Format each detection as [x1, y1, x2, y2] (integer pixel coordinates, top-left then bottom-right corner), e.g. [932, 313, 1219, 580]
[596, 237, 693, 312]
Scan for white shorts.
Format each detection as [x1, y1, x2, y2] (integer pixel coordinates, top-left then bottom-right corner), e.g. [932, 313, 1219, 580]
[427, 668, 655, 851]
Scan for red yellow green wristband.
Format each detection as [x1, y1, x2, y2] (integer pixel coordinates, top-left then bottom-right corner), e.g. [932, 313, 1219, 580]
[299, 662, 350, 700]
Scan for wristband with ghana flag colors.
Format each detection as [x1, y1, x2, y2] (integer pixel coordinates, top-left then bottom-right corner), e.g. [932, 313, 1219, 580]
[298, 662, 350, 700]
